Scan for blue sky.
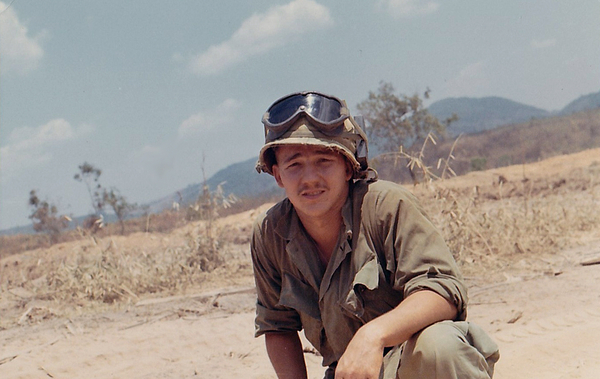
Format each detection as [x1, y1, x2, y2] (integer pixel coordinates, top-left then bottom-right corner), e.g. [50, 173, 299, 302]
[1, 0, 599, 230]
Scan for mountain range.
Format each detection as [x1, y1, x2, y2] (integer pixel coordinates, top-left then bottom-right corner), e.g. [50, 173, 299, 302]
[428, 97, 549, 135]
[143, 157, 282, 214]
[429, 91, 600, 136]
[3, 90, 599, 235]
[153, 90, 600, 209]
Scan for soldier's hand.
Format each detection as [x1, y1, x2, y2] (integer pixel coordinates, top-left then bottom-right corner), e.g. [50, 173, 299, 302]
[335, 325, 384, 379]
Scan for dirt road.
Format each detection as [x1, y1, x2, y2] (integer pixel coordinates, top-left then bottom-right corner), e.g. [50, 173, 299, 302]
[2, 238, 600, 378]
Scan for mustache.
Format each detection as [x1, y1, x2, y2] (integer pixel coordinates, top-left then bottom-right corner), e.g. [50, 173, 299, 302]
[298, 184, 328, 194]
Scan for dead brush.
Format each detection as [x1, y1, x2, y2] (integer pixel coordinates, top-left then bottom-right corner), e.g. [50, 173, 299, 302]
[1, 188, 237, 308]
[426, 187, 599, 274]
[398, 135, 600, 279]
[41, 222, 229, 304]
[372, 132, 461, 185]
[0, 180, 244, 314]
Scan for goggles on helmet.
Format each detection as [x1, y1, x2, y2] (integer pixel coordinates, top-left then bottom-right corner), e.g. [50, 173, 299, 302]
[262, 91, 350, 139]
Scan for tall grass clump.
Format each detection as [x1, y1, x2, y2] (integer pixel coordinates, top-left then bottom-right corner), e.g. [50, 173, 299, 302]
[427, 181, 600, 277]
[398, 135, 600, 279]
[44, 230, 223, 304]
[0, 184, 243, 307]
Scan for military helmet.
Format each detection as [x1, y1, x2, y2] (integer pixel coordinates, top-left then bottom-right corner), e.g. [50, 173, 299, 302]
[256, 91, 371, 180]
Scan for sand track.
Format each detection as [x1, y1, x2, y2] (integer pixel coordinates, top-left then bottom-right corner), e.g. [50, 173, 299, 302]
[2, 244, 600, 379]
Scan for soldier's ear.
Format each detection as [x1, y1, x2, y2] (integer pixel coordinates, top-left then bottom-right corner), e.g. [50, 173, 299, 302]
[272, 164, 285, 188]
[345, 160, 353, 181]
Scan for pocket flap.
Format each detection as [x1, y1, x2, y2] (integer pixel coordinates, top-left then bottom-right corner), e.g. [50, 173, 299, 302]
[279, 273, 321, 320]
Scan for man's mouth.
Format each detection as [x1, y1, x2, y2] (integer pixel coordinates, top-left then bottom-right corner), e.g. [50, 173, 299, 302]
[301, 188, 326, 197]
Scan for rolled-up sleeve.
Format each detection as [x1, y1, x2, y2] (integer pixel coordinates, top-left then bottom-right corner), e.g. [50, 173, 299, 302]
[251, 216, 303, 336]
[366, 183, 468, 320]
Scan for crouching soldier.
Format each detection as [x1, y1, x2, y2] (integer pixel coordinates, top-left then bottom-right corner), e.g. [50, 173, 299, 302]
[251, 91, 500, 379]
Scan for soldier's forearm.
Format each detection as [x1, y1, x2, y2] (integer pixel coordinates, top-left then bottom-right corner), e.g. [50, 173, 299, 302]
[265, 331, 308, 379]
[365, 290, 458, 348]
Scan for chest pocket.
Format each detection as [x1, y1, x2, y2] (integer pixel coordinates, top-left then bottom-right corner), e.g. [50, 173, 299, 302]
[279, 272, 321, 320]
[341, 255, 402, 323]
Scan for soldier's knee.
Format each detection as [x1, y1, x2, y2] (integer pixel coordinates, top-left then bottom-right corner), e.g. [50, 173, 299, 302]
[400, 321, 497, 379]
[411, 321, 465, 362]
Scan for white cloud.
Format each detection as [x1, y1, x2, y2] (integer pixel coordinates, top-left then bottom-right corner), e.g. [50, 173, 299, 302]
[531, 38, 557, 49]
[442, 61, 490, 97]
[178, 98, 241, 137]
[0, 1, 45, 74]
[188, 0, 332, 76]
[380, 0, 440, 18]
[1, 119, 93, 177]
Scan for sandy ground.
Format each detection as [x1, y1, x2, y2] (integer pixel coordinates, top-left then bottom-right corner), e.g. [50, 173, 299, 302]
[2, 148, 600, 379]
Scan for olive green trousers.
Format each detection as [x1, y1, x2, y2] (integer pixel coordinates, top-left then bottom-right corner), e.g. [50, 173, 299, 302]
[325, 321, 499, 379]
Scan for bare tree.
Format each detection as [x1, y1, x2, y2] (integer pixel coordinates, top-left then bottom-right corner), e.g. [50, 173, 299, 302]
[28, 190, 70, 243]
[356, 81, 457, 152]
[74, 162, 104, 215]
[102, 187, 136, 234]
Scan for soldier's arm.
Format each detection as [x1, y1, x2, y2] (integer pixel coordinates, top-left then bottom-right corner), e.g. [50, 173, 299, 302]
[335, 290, 457, 378]
[265, 331, 308, 379]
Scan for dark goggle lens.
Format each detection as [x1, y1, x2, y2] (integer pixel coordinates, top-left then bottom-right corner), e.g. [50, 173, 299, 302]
[266, 93, 344, 126]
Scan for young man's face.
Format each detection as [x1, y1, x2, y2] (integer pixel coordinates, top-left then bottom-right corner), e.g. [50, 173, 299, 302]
[272, 144, 353, 222]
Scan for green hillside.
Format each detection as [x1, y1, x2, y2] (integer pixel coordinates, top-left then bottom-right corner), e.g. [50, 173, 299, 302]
[560, 91, 600, 115]
[428, 96, 550, 135]
[149, 105, 600, 211]
[143, 157, 281, 213]
[373, 108, 600, 184]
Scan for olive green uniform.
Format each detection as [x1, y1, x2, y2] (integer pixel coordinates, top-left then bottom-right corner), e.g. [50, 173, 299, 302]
[252, 180, 499, 378]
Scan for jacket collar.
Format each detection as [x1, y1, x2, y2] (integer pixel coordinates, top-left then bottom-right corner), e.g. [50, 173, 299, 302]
[272, 186, 357, 293]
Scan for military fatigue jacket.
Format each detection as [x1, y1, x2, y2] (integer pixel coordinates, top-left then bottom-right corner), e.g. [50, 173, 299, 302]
[251, 179, 467, 367]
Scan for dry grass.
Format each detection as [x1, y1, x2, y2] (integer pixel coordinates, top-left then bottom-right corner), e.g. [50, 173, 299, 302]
[1, 147, 599, 329]
[415, 156, 600, 280]
[0, 234, 54, 260]
[374, 108, 600, 184]
[0, 215, 255, 325]
[0, 192, 279, 261]
[45, 234, 216, 304]
[4, 162, 598, 310]
[375, 132, 600, 279]
[0, 211, 185, 261]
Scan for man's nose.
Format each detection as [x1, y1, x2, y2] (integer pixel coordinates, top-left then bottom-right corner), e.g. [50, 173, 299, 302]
[300, 163, 321, 184]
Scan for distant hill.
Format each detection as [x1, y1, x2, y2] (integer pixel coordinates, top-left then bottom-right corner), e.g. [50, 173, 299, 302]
[373, 107, 600, 184]
[428, 96, 551, 136]
[4, 91, 600, 235]
[560, 91, 600, 115]
[0, 223, 35, 236]
[144, 156, 281, 213]
[0, 158, 280, 236]
[206, 156, 280, 197]
[160, 101, 600, 209]
[99, 90, 600, 216]
[0, 212, 121, 236]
